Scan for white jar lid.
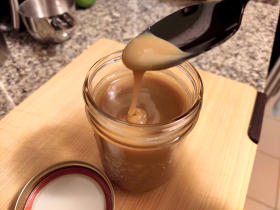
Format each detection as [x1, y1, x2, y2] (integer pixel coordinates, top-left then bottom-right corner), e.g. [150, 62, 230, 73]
[15, 161, 114, 210]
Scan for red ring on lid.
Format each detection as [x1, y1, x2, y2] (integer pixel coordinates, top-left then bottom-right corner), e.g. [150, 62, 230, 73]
[23, 166, 113, 210]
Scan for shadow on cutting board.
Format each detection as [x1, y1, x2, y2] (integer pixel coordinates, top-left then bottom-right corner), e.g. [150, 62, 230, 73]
[6, 110, 99, 209]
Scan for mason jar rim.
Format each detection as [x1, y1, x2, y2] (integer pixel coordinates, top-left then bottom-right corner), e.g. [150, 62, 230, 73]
[83, 50, 203, 129]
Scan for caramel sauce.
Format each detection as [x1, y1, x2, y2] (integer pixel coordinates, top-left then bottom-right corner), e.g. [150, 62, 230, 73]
[91, 34, 190, 192]
[122, 33, 187, 124]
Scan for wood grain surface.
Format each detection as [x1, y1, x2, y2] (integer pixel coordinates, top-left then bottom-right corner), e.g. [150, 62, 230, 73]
[0, 38, 257, 210]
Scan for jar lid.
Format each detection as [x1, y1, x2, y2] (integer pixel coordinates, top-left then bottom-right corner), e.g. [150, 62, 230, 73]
[15, 161, 115, 210]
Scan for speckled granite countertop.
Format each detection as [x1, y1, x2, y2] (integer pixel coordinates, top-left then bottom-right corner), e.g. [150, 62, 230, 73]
[0, 0, 279, 118]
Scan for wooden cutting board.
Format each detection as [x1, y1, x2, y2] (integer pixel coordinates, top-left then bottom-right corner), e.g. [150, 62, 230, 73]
[0, 38, 257, 210]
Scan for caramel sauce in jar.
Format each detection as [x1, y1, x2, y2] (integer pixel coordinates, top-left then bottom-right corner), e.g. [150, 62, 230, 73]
[83, 50, 202, 192]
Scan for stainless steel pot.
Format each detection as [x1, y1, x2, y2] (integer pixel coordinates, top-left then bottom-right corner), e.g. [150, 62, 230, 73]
[18, 0, 76, 43]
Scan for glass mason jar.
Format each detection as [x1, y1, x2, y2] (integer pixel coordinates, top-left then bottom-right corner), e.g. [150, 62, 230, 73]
[83, 51, 203, 192]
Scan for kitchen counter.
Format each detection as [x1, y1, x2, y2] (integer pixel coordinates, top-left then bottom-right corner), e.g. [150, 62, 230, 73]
[0, 0, 279, 119]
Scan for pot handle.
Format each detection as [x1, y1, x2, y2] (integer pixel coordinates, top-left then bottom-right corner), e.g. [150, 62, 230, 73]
[9, 0, 20, 30]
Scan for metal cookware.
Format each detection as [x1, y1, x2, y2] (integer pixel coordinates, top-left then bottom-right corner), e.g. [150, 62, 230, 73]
[18, 0, 76, 43]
